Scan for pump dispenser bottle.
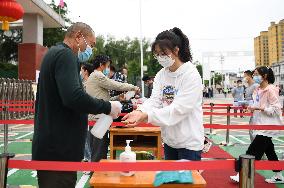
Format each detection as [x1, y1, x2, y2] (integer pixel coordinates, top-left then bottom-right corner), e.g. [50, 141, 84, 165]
[119, 140, 136, 176]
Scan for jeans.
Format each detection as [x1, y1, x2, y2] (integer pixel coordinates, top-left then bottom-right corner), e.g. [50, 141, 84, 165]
[164, 143, 202, 161]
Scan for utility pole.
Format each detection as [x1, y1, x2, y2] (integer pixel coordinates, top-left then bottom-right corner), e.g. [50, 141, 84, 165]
[220, 54, 224, 88]
[139, 0, 145, 97]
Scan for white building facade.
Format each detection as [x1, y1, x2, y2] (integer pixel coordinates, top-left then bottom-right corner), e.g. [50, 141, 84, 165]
[271, 60, 284, 90]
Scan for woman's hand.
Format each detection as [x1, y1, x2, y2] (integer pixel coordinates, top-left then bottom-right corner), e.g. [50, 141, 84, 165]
[118, 94, 126, 101]
[121, 110, 148, 127]
[247, 106, 264, 112]
[134, 86, 140, 92]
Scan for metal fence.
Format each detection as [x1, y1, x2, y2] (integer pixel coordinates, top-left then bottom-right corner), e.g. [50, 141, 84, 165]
[0, 78, 35, 120]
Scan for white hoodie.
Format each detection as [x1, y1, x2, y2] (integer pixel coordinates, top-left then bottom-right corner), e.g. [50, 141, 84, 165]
[139, 62, 204, 151]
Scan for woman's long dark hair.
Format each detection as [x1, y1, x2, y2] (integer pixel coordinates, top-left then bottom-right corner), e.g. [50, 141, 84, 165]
[255, 66, 275, 84]
[151, 27, 192, 62]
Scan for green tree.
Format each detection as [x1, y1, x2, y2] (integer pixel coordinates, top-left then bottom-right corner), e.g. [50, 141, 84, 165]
[196, 64, 203, 78]
[0, 0, 72, 79]
[211, 73, 222, 85]
[0, 29, 22, 63]
[91, 36, 162, 85]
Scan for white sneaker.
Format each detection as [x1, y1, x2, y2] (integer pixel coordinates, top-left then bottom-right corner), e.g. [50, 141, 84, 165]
[265, 173, 284, 184]
[230, 173, 239, 183]
[202, 141, 213, 153]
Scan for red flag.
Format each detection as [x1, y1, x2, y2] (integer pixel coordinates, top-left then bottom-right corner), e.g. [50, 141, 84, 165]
[59, 0, 64, 8]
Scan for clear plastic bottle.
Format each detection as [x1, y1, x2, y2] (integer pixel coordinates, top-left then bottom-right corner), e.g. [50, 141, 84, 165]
[120, 140, 136, 176]
[90, 114, 113, 139]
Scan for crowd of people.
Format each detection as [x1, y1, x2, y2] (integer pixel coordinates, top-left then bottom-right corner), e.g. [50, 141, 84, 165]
[32, 22, 283, 187]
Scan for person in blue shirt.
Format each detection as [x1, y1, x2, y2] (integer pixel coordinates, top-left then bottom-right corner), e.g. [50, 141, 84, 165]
[231, 80, 245, 117]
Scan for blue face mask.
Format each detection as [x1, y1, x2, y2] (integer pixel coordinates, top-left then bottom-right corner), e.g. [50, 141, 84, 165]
[78, 45, 93, 62]
[253, 75, 263, 84]
[103, 68, 110, 76]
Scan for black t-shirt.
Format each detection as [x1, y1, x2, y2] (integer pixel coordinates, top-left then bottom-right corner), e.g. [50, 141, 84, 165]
[32, 43, 111, 162]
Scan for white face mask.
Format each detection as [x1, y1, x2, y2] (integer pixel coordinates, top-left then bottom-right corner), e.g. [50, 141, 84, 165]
[156, 55, 175, 68]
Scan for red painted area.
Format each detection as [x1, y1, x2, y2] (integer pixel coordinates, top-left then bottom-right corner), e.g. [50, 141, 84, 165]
[18, 43, 48, 80]
[202, 146, 276, 188]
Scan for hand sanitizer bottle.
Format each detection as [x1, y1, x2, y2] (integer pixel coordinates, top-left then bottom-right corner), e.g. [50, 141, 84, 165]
[90, 114, 113, 139]
[120, 140, 136, 176]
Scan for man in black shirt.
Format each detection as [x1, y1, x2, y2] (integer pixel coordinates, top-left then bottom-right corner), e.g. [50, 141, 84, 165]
[32, 22, 121, 188]
[142, 75, 154, 98]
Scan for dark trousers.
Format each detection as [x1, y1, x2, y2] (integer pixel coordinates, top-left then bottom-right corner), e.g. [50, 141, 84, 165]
[37, 170, 77, 188]
[90, 131, 109, 162]
[234, 109, 243, 117]
[164, 143, 202, 161]
[246, 135, 280, 172]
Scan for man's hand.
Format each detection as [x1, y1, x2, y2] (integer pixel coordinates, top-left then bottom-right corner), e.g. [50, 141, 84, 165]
[109, 101, 122, 119]
[122, 110, 148, 127]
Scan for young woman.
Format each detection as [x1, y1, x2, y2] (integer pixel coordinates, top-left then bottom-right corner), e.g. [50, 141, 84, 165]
[230, 66, 284, 184]
[85, 55, 139, 162]
[122, 27, 204, 161]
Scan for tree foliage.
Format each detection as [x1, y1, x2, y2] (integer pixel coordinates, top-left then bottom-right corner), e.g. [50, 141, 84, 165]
[0, 29, 22, 63]
[92, 35, 162, 84]
[196, 64, 203, 78]
[43, 0, 72, 47]
[0, 1, 163, 82]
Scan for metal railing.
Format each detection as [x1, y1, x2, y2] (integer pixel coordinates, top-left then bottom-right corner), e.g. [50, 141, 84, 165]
[0, 78, 35, 120]
[0, 78, 35, 188]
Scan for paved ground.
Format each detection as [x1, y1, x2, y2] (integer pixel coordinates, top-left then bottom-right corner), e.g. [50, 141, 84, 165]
[1, 94, 284, 187]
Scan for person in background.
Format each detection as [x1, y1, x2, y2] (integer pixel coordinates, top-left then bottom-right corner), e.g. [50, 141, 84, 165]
[230, 66, 284, 184]
[109, 65, 127, 97]
[79, 62, 95, 163]
[231, 80, 244, 117]
[121, 67, 128, 82]
[32, 22, 121, 188]
[243, 70, 259, 141]
[122, 27, 204, 161]
[223, 87, 228, 98]
[85, 55, 139, 162]
[142, 75, 154, 98]
[110, 65, 134, 116]
[208, 87, 213, 98]
[80, 63, 94, 85]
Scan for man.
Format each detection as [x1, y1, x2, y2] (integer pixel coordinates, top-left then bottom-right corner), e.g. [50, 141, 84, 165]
[231, 80, 245, 117]
[32, 22, 121, 188]
[109, 65, 126, 97]
[243, 70, 259, 141]
[243, 70, 259, 103]
[142, 75, 154, 98]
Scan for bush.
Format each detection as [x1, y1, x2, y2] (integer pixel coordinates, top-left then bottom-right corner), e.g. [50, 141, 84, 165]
[0, 63, 18, 78]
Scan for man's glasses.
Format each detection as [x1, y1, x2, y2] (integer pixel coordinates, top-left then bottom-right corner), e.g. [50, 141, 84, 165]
[82, 35, 95, 48]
